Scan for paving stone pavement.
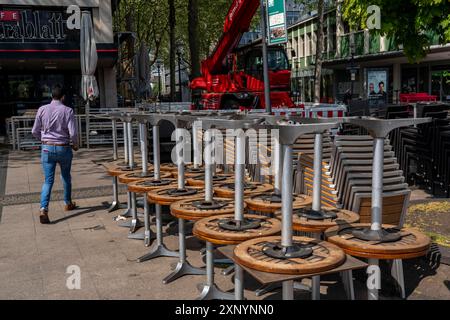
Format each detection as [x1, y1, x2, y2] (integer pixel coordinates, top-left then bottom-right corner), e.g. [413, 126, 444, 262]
[4, 148, 114, 196]
[0, 148, 449, 300]
[0, 149, 8, 223]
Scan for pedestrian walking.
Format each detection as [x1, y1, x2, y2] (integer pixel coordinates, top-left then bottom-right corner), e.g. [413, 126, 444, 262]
[32, 85, 79, 224]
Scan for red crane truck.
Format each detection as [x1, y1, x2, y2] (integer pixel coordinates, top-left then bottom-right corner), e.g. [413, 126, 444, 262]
[190, 0, 295, 110]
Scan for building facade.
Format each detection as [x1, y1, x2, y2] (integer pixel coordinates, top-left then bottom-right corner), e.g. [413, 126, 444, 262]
[287, 2, 450, 104]
[286, 8, 337, 103]
[0, 0, 118, 134]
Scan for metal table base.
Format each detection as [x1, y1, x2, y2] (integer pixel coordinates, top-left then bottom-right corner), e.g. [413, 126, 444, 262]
[196, 242, 234, 300]
[138, 204, 179, 262]
[163, 219, 206, 284]
[107, 176, 125, 212]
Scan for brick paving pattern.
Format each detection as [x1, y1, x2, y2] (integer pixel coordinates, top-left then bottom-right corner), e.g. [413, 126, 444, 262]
[0, 147, 449, 300]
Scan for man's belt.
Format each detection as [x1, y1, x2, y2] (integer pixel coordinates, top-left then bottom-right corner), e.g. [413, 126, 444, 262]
[42, 142, 70, 147]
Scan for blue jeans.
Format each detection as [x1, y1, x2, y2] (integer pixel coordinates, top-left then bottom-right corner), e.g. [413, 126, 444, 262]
[40, 145, 73, 210]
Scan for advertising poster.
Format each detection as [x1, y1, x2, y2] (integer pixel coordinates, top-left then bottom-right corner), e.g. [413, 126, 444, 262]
[367, 69, 388, 101]
[267, 0, 288, 45]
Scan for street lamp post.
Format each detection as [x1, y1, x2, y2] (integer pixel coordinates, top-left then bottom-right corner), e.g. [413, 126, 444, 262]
[260, 0, 272, 113]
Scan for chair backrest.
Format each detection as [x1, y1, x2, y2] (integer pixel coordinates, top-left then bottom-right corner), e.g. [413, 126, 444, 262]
[351, 189, 411, 227]
[387, 111, 410, 119]
[418, 103, 449, 117]
[423, 111, 449, 120]
[348, 100, 370, 116]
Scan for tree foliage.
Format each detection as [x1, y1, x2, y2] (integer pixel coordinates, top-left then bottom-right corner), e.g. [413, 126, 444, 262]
[114, 0, 232, 73]
[342, 0, 450, 63]
[114, 0, 169, 68]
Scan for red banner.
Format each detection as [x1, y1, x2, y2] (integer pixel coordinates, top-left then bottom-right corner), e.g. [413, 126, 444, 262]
[0, 11, 20, 22]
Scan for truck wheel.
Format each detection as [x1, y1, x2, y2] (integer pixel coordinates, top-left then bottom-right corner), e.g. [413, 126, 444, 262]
[222, 99, 240, 110]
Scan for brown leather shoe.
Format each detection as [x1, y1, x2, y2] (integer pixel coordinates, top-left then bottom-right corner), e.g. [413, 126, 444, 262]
[65, 202, 77, 211]
[39, 209, 50, 224]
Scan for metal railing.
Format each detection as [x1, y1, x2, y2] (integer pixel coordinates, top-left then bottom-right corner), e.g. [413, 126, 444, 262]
[136, 102, 192, 112]
[5, 103, 347, 150]
[5, 108, 143, 150]
[6, 115, 86, 150]
[87, 108, 140, 147]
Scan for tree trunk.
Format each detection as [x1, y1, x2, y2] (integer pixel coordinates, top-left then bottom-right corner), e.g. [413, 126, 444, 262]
[314, 0, 325, 103]
[125, 10, 136, 100]
[169, 0, 176, 102]
[188, 0, 201, 79]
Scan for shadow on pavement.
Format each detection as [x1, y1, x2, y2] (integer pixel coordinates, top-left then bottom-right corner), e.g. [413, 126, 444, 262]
[50, 205, 106, 224]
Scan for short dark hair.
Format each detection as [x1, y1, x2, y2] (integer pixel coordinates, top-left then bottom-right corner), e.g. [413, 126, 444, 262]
[378, 81, 385, 86]
[52, 85, 65, 100]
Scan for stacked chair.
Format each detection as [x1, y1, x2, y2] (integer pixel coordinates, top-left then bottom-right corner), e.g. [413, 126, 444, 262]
[389, 103, 450, 196]
[292, 132, 332, 167]
[296, 153, 338, 208]
[296, 135, 411, 227]
[252, 132, 332, 189]
[295, 132, 422, 300]
[384, 104, 411, 119]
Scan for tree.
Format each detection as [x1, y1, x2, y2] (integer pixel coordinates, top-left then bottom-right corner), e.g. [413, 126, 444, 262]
[342, 0, 450, 63]
[314, 0, 325, 103]
[169, 0, 177, 101]
[188, 0, 201, 79]
[187, 0, 233, 79]
[114, 0, 169, 69]
[113, 0, 234, 101]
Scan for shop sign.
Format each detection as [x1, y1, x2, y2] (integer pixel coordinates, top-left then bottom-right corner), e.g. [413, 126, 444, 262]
[0, 8, 81, 44]
[0, 11, 19, 22]
[266, 0, 288, 45]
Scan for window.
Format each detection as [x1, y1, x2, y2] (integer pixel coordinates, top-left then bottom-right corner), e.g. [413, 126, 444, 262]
[291, 37, 297, 59]
[245, 51, 263, 77]
[287, 39, 293, 60]
[312, 31, 317, 55]
[245, 49, 289, 76]
[305, 33, 310, 56]
[8, 75, 35, 100]
[298, 35, 304, 57]
[268, 49, 289, 71]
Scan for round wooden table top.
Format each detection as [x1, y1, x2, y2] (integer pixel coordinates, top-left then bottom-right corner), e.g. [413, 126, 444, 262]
[172, 167, 223, 179]
[160, 163, 179, 173]
[127, 178, 177, 193]
[147, 186, 204, 206]
[193, 214, 281, 246]
[214, 182, 273, 199]
[102, 159, 143, 165]
[106, 165, 143, 177]
[186, 173, 234, 187]
[118, 170, 172, 184]
[170, 197, 236, 221]
[245, 193, 313, 213]
[276, 207, 360, 234]
[234, 236, 346, 275]
[105, 161, 153, 174]
[325, 223, 431, 260]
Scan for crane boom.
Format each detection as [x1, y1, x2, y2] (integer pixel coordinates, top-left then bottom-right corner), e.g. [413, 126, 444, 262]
[202, 0, 260, 75]
[190, 0, 295, 110]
